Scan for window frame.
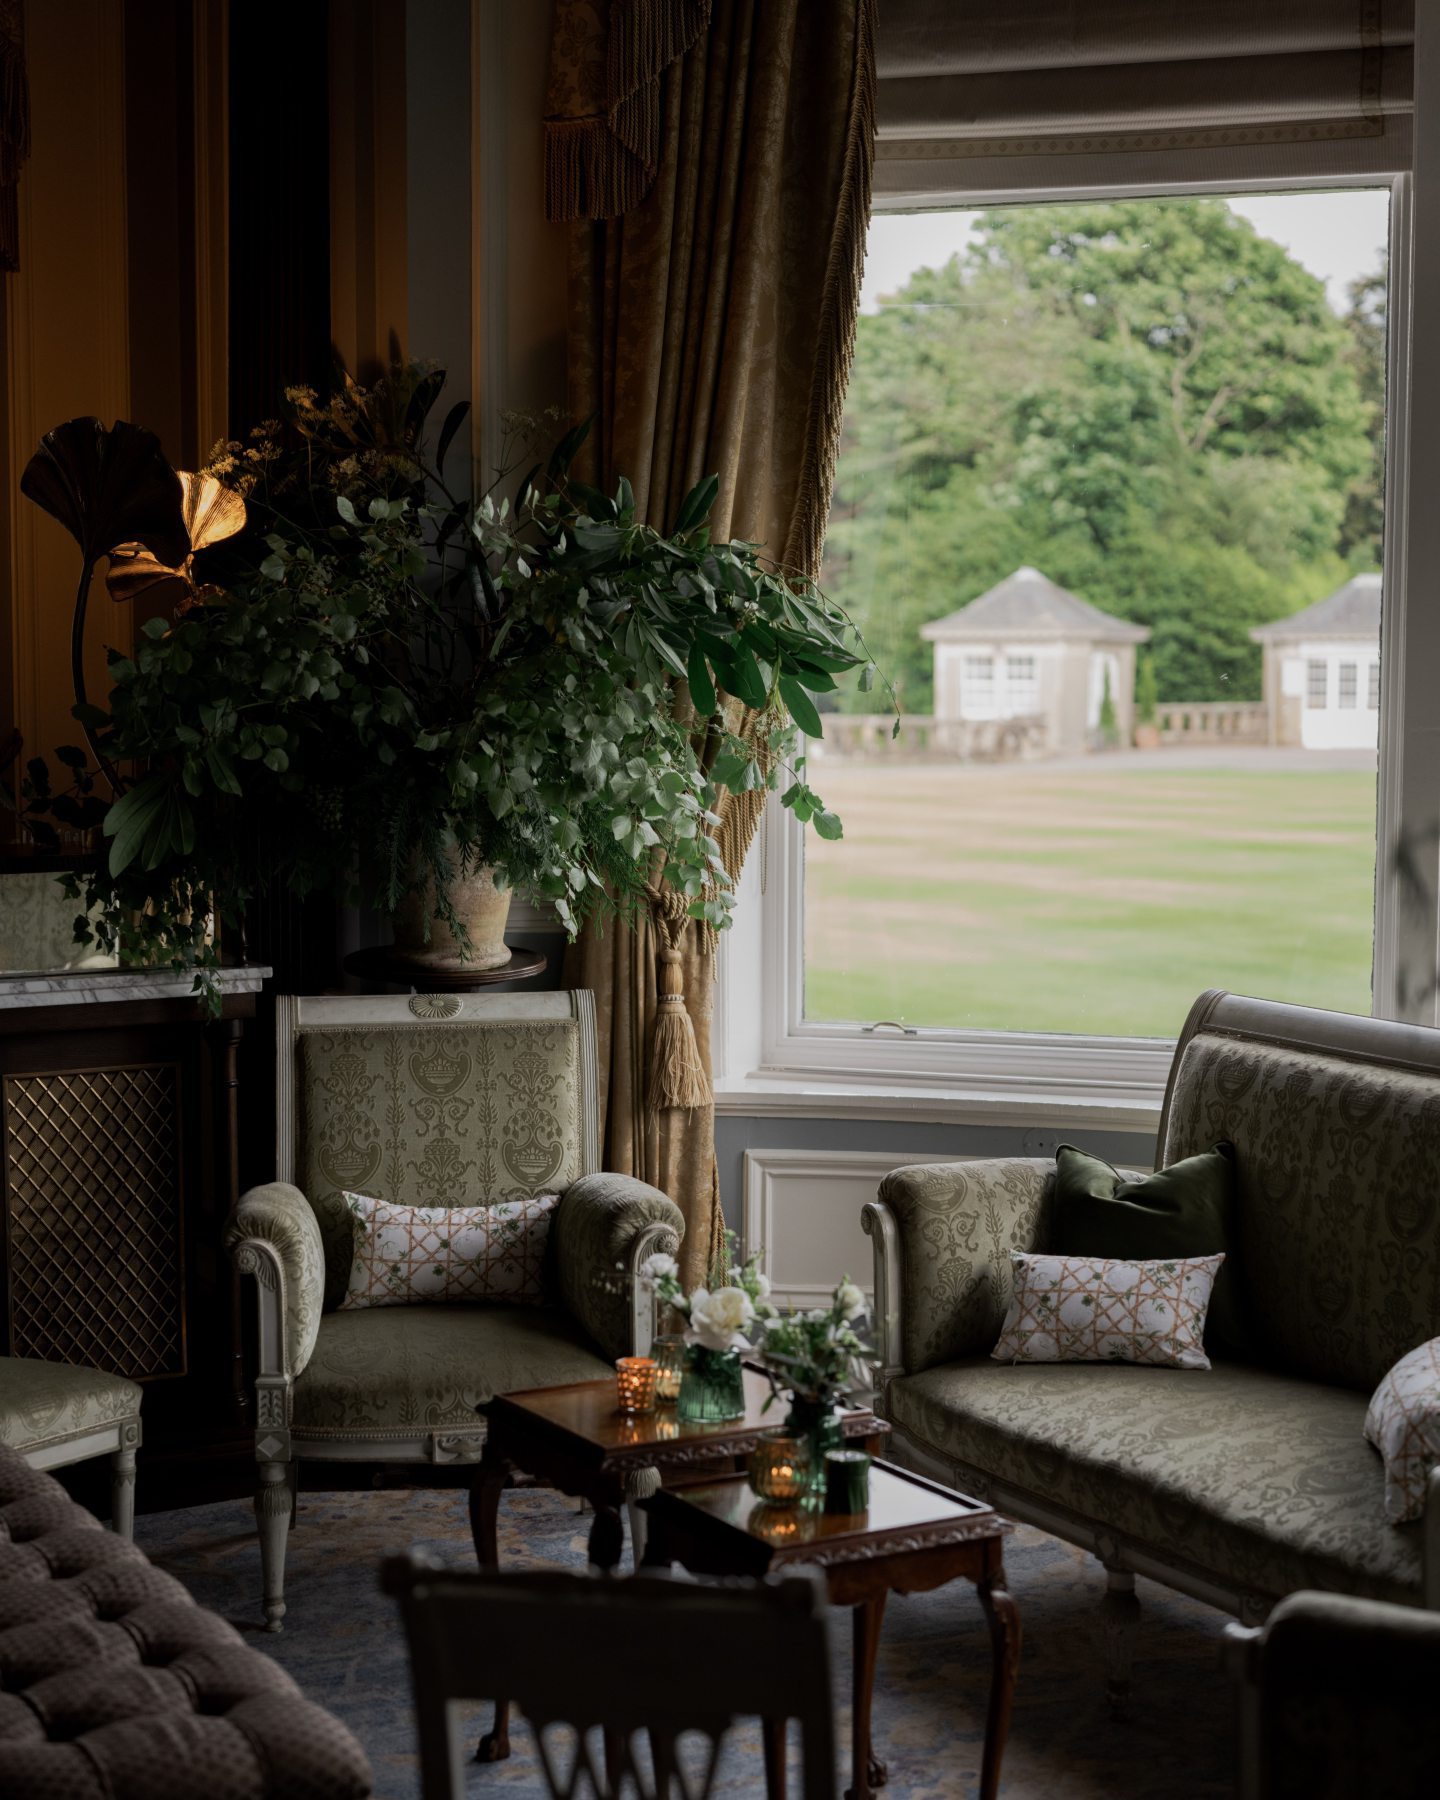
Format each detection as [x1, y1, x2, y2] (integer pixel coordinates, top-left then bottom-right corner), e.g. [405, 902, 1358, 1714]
[715, 164, 1427, 1113]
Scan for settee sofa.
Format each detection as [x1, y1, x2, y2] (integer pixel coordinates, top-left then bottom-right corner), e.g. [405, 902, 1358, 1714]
[863, 990, 1440, 1706]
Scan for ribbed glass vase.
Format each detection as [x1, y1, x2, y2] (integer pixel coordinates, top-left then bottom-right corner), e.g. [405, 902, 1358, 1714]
[782, 1394, 844, 1497]
[676, 1346, 746, 1422]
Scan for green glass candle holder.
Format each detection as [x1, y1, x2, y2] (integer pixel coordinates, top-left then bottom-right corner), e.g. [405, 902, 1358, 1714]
[652, 1334, 686, 1406]
[823, 1449, 871, 1514]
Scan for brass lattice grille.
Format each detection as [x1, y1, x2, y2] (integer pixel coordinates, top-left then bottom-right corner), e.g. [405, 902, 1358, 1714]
[3, 1066, 184, 1377]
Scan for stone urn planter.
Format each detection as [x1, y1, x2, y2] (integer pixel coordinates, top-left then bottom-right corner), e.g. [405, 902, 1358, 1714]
[1133, 722, 1161, 750]
[389, 863, 512, 970]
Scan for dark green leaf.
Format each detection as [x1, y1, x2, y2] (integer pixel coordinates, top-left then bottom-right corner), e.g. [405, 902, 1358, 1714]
[686, 642, 717, 714]
[671, 474, 720, 536]
[779, 675, 823, 738]
[435, 400, 470, 475]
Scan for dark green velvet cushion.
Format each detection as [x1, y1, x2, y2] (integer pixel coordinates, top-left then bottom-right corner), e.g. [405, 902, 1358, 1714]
[1051, 1141, 1252, 1358]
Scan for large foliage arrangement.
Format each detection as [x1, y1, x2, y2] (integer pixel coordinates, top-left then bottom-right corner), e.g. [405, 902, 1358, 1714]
[18, 368, 890, 999]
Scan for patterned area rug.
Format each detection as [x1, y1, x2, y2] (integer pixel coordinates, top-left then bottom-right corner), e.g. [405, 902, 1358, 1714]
[136, 1487, 1235, 1799]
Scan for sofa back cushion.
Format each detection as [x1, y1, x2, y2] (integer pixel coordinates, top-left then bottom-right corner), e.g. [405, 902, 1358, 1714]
[298, 1021, 587, 1311]
[1163, 1028, 1440, 1391]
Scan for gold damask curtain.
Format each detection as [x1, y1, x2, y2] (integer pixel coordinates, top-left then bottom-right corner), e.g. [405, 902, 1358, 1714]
[550, 0, 877, 1284]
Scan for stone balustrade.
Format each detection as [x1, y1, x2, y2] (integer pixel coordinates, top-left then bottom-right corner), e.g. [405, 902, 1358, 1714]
[812, 713, 1049, 762]
[1155, 700, 1269, 744]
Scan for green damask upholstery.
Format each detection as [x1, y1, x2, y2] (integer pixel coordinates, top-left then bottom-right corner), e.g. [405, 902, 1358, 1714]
[552, 1173, 684, 1362]
[0, 1359, 141, 1456]
[224, 1183, 327, 1378]
[292, 1304, 613, 1434]
[1163, 1035, 1440, 1391]
[298, 1021, 587, 1311]
[879, 1158, 1052, 1375]
[889, 1359, 1422, 1605]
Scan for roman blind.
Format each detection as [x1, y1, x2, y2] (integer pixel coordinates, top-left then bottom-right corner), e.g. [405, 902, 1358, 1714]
[877, 1, 1414, 201]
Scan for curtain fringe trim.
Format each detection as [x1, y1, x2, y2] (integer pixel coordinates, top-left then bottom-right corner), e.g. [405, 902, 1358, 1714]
[546, 0, 712, 223]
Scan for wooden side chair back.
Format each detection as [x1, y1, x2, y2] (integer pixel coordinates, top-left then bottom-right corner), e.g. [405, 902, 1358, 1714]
[382, 1557, 837, 1800]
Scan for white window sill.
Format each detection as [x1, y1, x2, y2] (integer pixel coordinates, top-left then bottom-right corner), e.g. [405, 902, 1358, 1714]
[711, 1073, 1162, 1135]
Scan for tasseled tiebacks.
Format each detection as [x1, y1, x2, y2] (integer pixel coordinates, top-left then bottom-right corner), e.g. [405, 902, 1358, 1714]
[645, 881, 712, 1113]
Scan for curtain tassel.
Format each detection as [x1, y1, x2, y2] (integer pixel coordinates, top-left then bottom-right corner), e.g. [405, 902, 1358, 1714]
[646, 885, 711, 1112]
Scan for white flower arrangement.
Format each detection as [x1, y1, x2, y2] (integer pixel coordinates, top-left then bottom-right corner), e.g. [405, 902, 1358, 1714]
[638, 1235, 775, 1354]
[639, 1236, 869, 1406]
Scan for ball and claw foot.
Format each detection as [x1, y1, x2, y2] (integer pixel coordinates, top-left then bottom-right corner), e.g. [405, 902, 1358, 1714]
[475, 1730, 511, 1764]
[844, 1761, 889, 1800]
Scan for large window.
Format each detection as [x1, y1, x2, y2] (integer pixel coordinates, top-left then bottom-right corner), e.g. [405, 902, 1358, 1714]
[796, 188, 1390, 1043]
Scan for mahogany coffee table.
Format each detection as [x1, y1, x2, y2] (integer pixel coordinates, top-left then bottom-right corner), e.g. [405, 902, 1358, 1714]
[640, 1461, 1020, 1800]
[469, 1369, 889, 1762]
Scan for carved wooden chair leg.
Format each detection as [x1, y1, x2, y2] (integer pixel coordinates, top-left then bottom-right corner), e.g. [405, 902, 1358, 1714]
[255, 1458, 293, 1633]
[287, 1457, 298, 1531]
[110, 1428, 138, 1541]
[1100, 1562, 1141, 1718]
[624, 1464, 661, 1566]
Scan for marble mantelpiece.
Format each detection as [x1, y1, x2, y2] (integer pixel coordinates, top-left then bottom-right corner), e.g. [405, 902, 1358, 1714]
[0, 965, 272, 1010]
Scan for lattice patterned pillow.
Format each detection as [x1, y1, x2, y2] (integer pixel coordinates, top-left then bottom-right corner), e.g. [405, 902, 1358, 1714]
[991, 1251, 1224, 1371]
[1365, 1336, 1440, 1523]
[338, 1191, 559, 1310]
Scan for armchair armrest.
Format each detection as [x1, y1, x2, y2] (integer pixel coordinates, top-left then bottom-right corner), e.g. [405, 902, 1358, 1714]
[862, 1158, 1052, 1390]
[552, 1174, 685, 1361]
[224, 1182, 327, 1385]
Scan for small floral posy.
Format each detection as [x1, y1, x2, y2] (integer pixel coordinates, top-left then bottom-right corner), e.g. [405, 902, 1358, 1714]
[758, 1277, 871, 1412]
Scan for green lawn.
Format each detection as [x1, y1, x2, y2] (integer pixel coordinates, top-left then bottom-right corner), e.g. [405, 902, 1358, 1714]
[804, 758, 1378, 1037]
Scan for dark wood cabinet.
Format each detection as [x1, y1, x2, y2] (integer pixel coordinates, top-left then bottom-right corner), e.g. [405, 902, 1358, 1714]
[0, 973, 266, 1482]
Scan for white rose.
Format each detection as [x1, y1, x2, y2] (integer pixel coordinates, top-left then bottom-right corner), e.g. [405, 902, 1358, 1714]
[639, 1251, 678, 1286]
[752, 1271, 772, 1298]
[687, 1284, 755, 1353]
[836, 1281, 866, 1323]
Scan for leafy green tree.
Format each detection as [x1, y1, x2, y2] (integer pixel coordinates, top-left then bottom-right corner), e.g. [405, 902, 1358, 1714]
[826, 198, 1379, 706]
[1341, 255, 1387, 564]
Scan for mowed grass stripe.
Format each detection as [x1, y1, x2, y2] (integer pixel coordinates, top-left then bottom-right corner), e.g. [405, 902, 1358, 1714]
[804, 761, 1377, 1036]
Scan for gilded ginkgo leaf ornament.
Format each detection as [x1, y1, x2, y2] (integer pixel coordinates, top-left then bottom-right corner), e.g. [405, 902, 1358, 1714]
[106, 472, 248, 610]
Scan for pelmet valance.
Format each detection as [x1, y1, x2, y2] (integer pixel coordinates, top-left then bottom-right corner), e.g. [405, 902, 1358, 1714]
[876, 0, 1413, 201]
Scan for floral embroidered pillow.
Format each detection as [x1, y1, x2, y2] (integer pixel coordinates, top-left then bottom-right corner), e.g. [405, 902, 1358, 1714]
[991, 1251, 1224, 1371]
[339, 1191, 559, 1310]
[1365, 1336, 1440, 1523]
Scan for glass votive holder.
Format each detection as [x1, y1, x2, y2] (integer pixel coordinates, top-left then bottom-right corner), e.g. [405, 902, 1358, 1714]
[823, 1449, 871, 1514]
[747, 1429, 810, 1504]
[652, 1334, 685, 1405]
[615, 1356, 658, 1415]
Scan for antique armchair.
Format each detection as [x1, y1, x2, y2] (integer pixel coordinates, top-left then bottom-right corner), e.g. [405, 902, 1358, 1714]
[1224, 1591, 1440, 1798]
[224, 990, 683, 1631]
[0, 1356, 142, 1539]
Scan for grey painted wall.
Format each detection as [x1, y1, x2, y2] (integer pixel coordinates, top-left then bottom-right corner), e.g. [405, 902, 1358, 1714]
[714, 1113, 1160, 1234]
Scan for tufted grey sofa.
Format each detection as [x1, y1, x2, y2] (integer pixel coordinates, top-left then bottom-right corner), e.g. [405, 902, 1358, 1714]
[864, 990, 1440, 1711]
[0, 1446, 372, 1798]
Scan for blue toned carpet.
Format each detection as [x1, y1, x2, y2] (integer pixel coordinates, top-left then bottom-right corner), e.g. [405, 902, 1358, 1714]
[136, 1487, 1234, 1799]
